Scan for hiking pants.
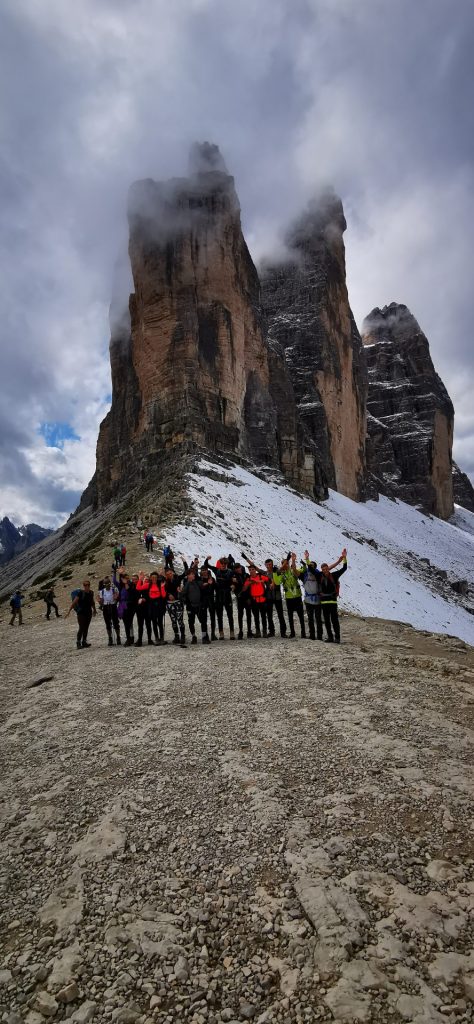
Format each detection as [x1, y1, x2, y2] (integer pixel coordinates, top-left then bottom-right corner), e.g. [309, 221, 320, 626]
[237, 592, 252, 635]
[136, 603, 152, 642]
[46, 601, 59, 619]
[305, 602, 322, 640]
[203, 598, 216, 636]
[267, 599, 286, 636]
[286, 596, 306, 636]
[167, 600, 185, 639]
[122, 608, 135, 643]
[103, 605, 120, 638]
[188, 608, 207, 637]
[10, 608, 23, 625]
[215, 590, 234, 632]
[149, 600, 165, 641]
[251, 600, 268, 635]
[322, 603, 340, 642]
[77, 612, 92, 645]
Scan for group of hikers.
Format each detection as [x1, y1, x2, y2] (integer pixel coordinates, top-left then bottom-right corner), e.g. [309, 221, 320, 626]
[64, 542, 348, 650]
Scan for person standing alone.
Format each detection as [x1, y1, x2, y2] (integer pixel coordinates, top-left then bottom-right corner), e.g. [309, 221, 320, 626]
[66, 581, 96, 649]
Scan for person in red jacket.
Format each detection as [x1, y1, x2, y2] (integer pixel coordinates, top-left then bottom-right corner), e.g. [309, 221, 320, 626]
[148, 571, 167, 645]
[135, 573, 154, 646]
[242, 565, 270, 638]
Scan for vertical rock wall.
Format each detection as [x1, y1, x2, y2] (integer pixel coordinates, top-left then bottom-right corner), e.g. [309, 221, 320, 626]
[260, 192, 368, 501]
[362, 303, 454, 519]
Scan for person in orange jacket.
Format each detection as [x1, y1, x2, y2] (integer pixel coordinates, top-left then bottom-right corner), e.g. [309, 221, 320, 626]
[242, 564, 270, 638]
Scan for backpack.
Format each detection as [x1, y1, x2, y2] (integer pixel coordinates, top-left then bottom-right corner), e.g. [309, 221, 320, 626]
[163, 545, 170, 557]
[327, 574, 340, 598]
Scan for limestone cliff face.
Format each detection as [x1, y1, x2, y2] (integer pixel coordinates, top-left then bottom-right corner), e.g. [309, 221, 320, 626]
[260, 192, 368, 501]
[452, 462, 474, 513]
[90, 145, 320, 507]
[362, 303, 454, 519]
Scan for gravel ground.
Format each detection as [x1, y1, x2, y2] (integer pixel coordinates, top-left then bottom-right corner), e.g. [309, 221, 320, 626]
[1, 611, 473, 1024]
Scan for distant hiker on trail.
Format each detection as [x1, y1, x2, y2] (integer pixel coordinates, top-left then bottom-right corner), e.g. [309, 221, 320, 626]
[135, 572, 153, 646]
[44, 587, 60, 620]
[164, 567, 187, 647]
[242, 564, 270, 638]
[301, 549, 345, 641]
[163, 544, 174, 569]
[121, 543, 127, 567]
[98, 575, 121, 646]
[66, 581, 96, 649]
[274, 554, 306, 638]
[204, 555, 235, 640]
[113, 544, 122, 567]
[9, 589, 24, 626]
[231, 562, 252, 640]
[145, 532, 154, 553]
[320, 549, 348, 644]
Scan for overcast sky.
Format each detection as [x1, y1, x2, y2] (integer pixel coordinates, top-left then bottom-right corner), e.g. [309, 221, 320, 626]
[1, 0, 473, 527]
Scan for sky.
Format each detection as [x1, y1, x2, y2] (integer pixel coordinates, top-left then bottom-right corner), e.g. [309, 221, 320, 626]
[1, 0, 473, 528]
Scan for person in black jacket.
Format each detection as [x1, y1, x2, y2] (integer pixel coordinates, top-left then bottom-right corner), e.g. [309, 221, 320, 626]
[204, 556, 235, 639]
[164, 568, 187, 647]
[66, 581, 96, 648]
[319, 549, 347, 643]
[231, 563, 252, 640]
[182, 571, 210, 644]
[199, 567, 217, 640]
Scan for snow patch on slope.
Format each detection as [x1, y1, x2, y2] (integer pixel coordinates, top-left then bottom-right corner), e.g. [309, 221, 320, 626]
[166, 460, 474, 646]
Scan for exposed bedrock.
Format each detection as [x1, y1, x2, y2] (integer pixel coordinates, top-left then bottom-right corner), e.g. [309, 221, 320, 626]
[362, 303, 454, 519]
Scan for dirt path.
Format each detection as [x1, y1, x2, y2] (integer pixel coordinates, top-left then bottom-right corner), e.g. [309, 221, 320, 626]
[1, 613, 473, 1024]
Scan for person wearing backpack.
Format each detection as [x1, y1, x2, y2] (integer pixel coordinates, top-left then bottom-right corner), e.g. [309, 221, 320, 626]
[301, 549, 345, 640]
[319, 549, 347, 643]
[242, 565, 270, 637]
[120, 544, 127, 567]
[66, 580, 96, 648]
[9, 589, 25, 626]
[44, 587, 60, 620]
[163, 544, 174, 570]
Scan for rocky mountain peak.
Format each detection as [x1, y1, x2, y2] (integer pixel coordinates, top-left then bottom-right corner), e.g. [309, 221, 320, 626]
[188, 140, 229, 175]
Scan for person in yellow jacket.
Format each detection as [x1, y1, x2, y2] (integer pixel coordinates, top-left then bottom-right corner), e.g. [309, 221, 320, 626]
[273, 553, 306, 638]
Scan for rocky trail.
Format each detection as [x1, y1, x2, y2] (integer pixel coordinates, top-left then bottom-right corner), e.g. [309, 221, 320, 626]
[1, 611, 474, 1024]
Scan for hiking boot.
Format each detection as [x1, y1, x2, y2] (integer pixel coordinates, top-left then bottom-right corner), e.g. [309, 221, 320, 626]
[262, 630, 268, 638]
[268, 628, 275, 637]
[255, 630, 262, 638]
[108, 638, 114, 646]
[335, 638, 341, 644]
[324, 637, 334, 643]
[289, 630, 296, 638]
[211, 633, 218, 641]
[134, 639, 142, 647]
[147, 639, 154, 645]
[191, 635, 197, 645]
[247, 630, 254, 639]
[116, 635, 121, 645]
[124, 639, 133, 646]
[237, 630, 243, 640]
[218, 630, 225, 640]
[202, 635, 211, 644]
[180, 637, 187, 648]
[229, 630, 235, 640]
[301, 631, 307, 639]
[82, 642, 91, 648]
[76, 641, 82, 649]
[172, 635, 180, 645]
